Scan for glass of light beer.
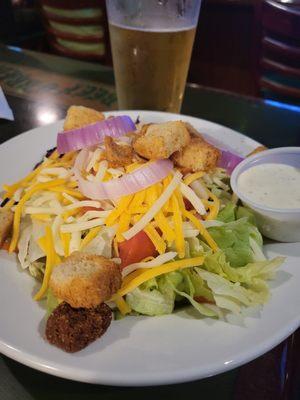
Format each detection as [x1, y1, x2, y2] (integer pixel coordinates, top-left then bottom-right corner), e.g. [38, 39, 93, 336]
[106, 0, 201, 112]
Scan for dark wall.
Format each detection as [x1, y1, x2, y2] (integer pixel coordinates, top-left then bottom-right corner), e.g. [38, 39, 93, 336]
[189, 0, 258, 97]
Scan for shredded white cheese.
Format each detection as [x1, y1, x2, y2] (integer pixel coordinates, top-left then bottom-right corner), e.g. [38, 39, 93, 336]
[62, 192, 77, 204]
[69, 231, 81, 253]
[64, 200, 102, 210]
[60, 218, 105, 233]
[122, 251, 177, 277]
[77, 210, 111, 221]
[95, 160, 108, 181]
[180, 182, 206, 215]
[41, 167, 70, 178]
[86, 148, 102, 172]
[190, 180, 209, 200]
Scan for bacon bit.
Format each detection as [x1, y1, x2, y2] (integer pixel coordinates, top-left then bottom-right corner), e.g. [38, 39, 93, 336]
[104, 136, 133, 168]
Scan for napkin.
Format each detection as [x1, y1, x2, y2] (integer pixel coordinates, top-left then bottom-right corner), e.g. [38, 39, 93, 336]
[0, 86, 14, 120]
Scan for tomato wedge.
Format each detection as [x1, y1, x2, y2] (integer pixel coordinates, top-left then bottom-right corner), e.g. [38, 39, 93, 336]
[183, 198, 193, 211]
[119, 231, 158, 269]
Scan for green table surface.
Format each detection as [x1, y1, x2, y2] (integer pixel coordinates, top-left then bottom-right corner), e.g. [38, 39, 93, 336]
[0, 45, 299, 400]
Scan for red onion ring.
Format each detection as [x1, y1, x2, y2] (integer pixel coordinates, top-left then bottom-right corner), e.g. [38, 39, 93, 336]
[57, 115, 136, 154]
[73, 149, 174, 200]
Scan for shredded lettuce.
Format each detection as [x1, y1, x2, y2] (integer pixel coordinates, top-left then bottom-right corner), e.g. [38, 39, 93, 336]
[202, 251, 284, 303]
[18, 224, 32, 269]
[46, 288, 60, 317]
[18, 218, 45, 269]
[126, 233, 284, 318]
[236, 206, 257, 225]
[217, 203, 257, 225]
[126, 274, 177, 316]
[217, 203, 236, 223]
[28, 261, 45, 281]
[83, 226, 116, 258]
[208, 218, 263, 267]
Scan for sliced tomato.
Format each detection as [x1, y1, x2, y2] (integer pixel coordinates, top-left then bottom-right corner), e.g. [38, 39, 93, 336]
[183, 198, 194, 211]
[119, 231, 158, 269]
[79, 206, 103, 216]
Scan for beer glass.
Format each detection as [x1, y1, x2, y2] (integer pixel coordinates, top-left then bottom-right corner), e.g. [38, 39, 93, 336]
[106, 0, 201, 112]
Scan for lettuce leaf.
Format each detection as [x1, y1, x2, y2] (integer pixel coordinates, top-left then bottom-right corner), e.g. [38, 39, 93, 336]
[236, 206, 257, 225]
[28, 261, 45, 281]
[126, 268, 217, 317]
[124, 214, 285, 319]
[166, 275, 218, 317]
[217, 203, 236, 223]
[126, 247, 284, 318]
[201, 251, 284, 304]
[46, 288, 60, 317]
[208, 218, 263, 267]
[126, 274, 179, 316]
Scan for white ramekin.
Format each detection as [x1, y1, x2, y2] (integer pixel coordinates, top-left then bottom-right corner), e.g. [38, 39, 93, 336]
[230, 147, 300, 242]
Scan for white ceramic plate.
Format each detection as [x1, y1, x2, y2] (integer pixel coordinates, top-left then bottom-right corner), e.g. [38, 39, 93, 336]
[0, 111, 299, 386]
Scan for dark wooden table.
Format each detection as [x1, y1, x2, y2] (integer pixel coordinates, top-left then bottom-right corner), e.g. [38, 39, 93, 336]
[0, 45, 299, 400]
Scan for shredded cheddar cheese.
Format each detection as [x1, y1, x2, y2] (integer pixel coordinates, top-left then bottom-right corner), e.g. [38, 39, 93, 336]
[31, 214, 51, 222]
[182, 209, 218, 252]
[34, 226, 61, 300]
[171, 194, 185, 258]
[184, 171, 205, 186]
[62, 208, 79, 222]
[9, 179, 65, 253]
[128, 190, 146, 213]
[105, 194, 133, 226]
[49, 186, 85, 199]
[60, 231, 71, 257]
[144, 224, 166, 254]
[114, 295, 132, 315]
[154, 211, 175, 244]
[116, 212, 131, 242]
[205, 190, 220, 220]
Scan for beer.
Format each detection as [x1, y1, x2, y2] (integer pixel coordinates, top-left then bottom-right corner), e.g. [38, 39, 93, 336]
[109, 23, 196, 112]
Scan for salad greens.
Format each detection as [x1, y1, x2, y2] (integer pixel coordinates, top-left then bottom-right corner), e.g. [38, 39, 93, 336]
[208, 218, 263, 267]
[126, 171, 284, 319]
[33, 166, 284, 323]
[126, 241, 283, 318]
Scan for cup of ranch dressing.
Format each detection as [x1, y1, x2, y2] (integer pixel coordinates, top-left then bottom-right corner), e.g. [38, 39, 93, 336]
[231, 147, 300, 242]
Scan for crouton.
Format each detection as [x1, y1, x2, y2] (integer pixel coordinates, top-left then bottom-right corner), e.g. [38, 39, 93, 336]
[133, 121, 190, 160]
[0, 209, 14, 246]
[104, 136, 133, 168]
[172, 137, 221, 173]
[184, 122, 203, 138]
[49, 252, 122, 308]
[46, 302, 112, 353]
[63, 105, 105, 131]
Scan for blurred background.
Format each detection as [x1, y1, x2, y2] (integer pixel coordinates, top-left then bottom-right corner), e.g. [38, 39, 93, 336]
[1, 0, 300, 105]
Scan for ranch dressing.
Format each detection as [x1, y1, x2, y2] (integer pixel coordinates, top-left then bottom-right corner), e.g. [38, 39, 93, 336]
[237, 163, 300, 209]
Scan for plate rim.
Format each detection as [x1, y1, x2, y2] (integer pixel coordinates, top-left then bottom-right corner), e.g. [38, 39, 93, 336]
[0, 313, 299, 386]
